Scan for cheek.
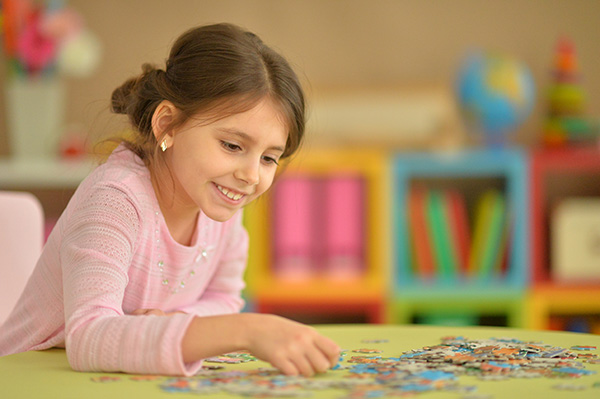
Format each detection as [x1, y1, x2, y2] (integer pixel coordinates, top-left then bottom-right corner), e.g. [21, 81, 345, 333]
[256, 171, 277, 196]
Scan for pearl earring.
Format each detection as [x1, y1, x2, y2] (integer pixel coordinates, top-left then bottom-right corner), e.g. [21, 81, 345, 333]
[160, 140, 168, 152]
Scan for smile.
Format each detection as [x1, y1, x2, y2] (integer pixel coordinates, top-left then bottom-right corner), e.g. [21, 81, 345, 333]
[216, 184, 245, 201]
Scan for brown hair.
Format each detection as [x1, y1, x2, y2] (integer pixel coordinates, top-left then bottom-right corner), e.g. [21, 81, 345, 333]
[110, 23, 305, 169]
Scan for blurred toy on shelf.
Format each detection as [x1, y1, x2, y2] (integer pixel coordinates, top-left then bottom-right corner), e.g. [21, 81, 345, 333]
[58, 124, 90, 159]
[456, 50, 535, 148]
[543, 37, 599, 147]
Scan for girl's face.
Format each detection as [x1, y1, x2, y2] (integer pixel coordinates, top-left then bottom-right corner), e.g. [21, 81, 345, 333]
[163, 98, 288, 222]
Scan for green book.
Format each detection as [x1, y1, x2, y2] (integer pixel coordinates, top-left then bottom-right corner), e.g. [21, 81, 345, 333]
[427, 190, 458, 283]
[479, 191, 506, 281]
[468, 190, 506, 281]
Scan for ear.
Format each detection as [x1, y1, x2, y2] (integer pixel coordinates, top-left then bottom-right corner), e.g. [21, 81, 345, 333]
[151, 100, 177, 148]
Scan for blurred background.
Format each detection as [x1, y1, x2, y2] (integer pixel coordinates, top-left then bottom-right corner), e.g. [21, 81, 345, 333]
[1, 0, 600, 332]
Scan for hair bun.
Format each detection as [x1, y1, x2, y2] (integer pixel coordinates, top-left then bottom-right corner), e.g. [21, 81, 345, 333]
[110, 77, 136, 115]
[110, 64, 164, 115]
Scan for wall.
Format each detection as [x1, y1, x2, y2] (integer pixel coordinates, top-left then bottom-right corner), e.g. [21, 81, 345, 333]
[1, 0, 599, 154]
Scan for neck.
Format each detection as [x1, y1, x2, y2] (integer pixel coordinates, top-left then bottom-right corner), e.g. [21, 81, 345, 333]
[151, 167, 200, 247]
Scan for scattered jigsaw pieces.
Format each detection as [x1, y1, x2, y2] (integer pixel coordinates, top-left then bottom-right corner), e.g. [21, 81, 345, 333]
[352, 348, 383, 354]
[572, 345, 597, 351]
[204, 351, 257, 364]
[90, 336, 599, 397]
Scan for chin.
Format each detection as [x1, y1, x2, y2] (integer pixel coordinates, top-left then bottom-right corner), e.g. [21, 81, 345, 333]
[203, 210, 236, 223]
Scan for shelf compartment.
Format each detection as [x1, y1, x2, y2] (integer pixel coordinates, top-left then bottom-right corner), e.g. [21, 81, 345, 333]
[392, 148, 529, 291]
[244, 148, 390, 307]
[530, 147, 600, 283]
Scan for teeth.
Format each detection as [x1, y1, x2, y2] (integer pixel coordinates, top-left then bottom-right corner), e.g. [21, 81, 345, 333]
[217, 185, 244, 201]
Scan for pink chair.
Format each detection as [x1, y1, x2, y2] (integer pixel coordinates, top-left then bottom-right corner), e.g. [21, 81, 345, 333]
[0, 191, 44, 324]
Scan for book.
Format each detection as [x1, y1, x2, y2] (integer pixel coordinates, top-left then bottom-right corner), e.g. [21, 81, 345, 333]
[468, 189, 506, 281]
[445, 189, 471, 276]
[407, 186, 436, 279]
[427, 189, 458, 282]
[323, 175, 364, 280]
[271, 176, 316, 280]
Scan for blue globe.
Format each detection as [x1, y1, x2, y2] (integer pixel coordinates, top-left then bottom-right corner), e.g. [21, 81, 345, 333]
[457, 51, 535, 146]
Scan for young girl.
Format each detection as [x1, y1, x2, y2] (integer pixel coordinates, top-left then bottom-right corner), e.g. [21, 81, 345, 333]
[0, 23, 340, 377]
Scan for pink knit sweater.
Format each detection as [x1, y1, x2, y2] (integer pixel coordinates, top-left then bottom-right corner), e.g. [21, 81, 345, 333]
[0, 146, 248, 376]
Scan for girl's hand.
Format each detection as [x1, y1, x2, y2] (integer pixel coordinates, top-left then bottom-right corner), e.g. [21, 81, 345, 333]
[181, 313, 341, 377]
[244, 314, 340, 377]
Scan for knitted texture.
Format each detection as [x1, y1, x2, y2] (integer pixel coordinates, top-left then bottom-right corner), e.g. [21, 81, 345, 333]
[0, 146, 248, 375]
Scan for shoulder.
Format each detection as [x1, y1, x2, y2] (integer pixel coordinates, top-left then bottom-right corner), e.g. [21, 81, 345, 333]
[67, 146, 157, 224]
[83, 147, 153, 202]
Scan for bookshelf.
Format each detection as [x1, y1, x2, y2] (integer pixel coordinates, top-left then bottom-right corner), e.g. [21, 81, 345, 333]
[528, 147, 600, 332]
[389, 148, 529, 327]
[243, 148, 390, 324]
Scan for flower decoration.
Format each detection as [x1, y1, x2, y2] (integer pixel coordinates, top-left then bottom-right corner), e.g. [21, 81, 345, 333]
[1, 0, 101, 79]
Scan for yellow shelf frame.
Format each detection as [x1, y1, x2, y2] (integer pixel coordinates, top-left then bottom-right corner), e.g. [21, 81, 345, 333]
[526, 284, 600, 330]
[243, 147, 391, 304]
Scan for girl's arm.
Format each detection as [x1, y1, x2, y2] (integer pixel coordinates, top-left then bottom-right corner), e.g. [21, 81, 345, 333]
[181, 312, 340, 377]
[61, 184, 202, 375]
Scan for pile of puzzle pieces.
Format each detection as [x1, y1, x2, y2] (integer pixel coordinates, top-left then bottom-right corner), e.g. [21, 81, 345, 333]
[91, 336, 598, 397]
[154, 336, 599, 397]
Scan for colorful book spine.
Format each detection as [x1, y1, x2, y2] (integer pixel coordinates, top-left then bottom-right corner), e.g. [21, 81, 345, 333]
[272, 176, 315, 280]
[468, 191, 492, 277]
[445, 190, 471, 276]
[323, 175, 365, 280]
[427, 190, 458, 282]
[408, 186, 436, 280]
[468, 189, 507, 281]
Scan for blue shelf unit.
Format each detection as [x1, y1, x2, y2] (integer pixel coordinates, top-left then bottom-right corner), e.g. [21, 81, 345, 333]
[391, 148, 529, 296]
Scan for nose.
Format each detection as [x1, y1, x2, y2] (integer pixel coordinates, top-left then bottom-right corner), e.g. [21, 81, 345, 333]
[234, 156, 260, 186]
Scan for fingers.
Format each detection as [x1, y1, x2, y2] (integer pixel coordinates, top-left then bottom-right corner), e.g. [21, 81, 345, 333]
[287, 332, 341, 377]
[315, 335, 342, 368]
[291, 354, 314, 377]
[270, 356, 299, 377]
[304, 347, 335, 375]
[274, 351, 324, 377]
[245, 314, 341, 377]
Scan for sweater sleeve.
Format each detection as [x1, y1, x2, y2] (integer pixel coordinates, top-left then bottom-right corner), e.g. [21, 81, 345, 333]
[175, 211, 248, 316]
[61, 184, 201, 376]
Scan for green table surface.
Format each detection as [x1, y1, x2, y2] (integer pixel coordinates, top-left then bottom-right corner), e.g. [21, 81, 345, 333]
[1, 324, 599, 398]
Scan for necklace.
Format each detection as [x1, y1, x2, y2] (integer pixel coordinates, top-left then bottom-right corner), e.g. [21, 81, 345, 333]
[154, 211, 214, 295]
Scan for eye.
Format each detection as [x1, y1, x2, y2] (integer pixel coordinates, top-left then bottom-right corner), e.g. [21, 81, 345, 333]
[221, 141, 241, 151]
[262, 156, 279, 165]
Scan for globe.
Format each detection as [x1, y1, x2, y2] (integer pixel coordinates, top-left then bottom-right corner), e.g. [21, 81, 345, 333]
[456, 51, 535, 146]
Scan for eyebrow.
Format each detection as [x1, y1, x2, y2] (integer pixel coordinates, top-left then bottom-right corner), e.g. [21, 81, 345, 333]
[217, 128, 286, 153]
